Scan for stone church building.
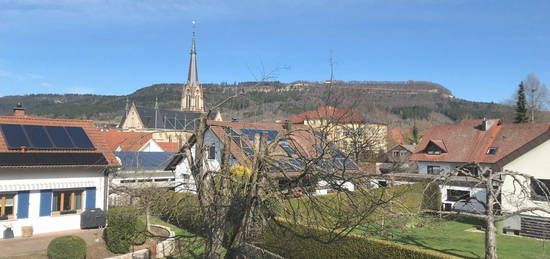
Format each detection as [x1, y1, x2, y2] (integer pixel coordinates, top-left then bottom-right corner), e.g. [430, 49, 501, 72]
[118, 32, 222, 145]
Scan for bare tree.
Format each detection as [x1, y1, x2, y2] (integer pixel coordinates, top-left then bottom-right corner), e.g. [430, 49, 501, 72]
[523, 73, 549, 122]
[423, 163, 550, 259]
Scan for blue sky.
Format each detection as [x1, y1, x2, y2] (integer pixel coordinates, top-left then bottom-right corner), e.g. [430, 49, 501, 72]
[0, 0, 548, 103]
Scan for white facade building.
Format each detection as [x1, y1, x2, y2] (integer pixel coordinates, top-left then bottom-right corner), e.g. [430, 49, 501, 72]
[0, 168, 107, 238]
[0, 105, 118, 239]
[409, 119, 550, 238]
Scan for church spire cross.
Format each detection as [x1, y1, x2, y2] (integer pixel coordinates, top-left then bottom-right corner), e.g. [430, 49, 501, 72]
[187, 20, 199, 86]
[181, 20, 204, 112]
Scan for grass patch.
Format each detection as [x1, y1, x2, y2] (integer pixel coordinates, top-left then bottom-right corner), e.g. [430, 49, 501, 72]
[354, 216, 550, 259]
[149, 216, 226, 259]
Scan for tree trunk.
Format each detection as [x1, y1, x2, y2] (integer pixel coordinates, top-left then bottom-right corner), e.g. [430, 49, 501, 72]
[205, 228, 225, 259]
[146, 205, 151, 232]
[485, 217, 497, 259]
[485, 176, 498, 259]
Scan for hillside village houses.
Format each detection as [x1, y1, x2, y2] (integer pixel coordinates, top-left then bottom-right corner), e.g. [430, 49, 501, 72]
[165, 120, 360, 194]
[0, 104, 118, 239]
[288, 106, 388, 162]
[391, 118, 550, 238]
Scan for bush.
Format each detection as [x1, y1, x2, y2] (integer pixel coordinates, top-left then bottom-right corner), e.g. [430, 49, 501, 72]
[421, 182, 442, 211]
[104, 207, 146, 254]
[255, 221, 458, 259]
[47, 235, 86, 259]
[151, 190, 206, 235]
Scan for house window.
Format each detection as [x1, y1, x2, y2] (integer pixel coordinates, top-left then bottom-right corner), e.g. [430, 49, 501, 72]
[425, 142, 443, 155]
[0, 194, 15, 219]
[447, 189, 470, 202]
[486, 147, 497, 155]
[208, 146, 216, 160]
[52, 190, 83, 214]
[392, 150, 400, 157]
[531, 178, 550, 200]
[427, 165, 441, 175]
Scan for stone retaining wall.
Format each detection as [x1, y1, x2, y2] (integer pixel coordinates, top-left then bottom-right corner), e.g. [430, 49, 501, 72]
[104, 249, 150, 259]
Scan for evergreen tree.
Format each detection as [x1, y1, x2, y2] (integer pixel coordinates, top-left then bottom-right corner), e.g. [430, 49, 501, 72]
[407, 122, 422, 145]
[514, 82, 528, 123]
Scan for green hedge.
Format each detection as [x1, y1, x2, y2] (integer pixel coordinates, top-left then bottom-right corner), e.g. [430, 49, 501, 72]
[422, 182, 442, 211]
[47, 235, 86, 259]
[151, 190, 205, 235]
[256, 221, 459, 259]
[104, 207, 147, 254]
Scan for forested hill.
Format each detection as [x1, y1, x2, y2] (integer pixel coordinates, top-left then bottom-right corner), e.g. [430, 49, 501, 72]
[0, 80, 525, 129]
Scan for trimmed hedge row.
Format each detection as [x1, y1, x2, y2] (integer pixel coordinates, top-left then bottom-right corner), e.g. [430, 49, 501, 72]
[151, 190, 205, 235]
[104, 207, 147, 254]
[255, 221, 459, 259]
[47, 235, 87, 259]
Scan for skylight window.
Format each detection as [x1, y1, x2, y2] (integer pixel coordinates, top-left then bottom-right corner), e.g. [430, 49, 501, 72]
[486, 147, 497, 155]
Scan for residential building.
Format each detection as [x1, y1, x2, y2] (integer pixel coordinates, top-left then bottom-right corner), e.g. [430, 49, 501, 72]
[165, 121, 360, 194]
[101, 129, 179, 152]
[109, 152, 176, 206]
[101, 130, 178, 206]
[288, 106, 387, 161]
[379, 144, 417, 174]
[406, 119, 550, 238]
[0, 104, 118, 239]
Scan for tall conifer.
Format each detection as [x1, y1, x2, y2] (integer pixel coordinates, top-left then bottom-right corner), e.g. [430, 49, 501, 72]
[514, 82, 528, 123]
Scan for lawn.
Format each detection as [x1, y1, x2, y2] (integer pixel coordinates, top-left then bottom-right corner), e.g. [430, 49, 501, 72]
[354, 216, 550, 259]
[149, 216, 226, 259]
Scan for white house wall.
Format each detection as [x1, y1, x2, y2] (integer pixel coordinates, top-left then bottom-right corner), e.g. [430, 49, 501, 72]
[174, 130, 223, 192]
[440, 185, 486, 213]
[139, 140, 164, 152]
[502, 139, 550, 218]
[417, 162, 460, 174]
[0, 168, 106, 239]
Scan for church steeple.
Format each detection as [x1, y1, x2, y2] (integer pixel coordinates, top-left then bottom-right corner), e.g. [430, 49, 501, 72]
[187, 34, 199, 86]
[181, 21, 204, 112]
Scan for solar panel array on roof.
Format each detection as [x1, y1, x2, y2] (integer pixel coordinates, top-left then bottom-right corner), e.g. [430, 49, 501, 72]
[115, 152, 176, 171]
[279, 140, 296, 156]
[238, 128, 279, 142]
[224, 127, 254, 157]
[0, 124, 95, 150]
[0, 152, 107, 166]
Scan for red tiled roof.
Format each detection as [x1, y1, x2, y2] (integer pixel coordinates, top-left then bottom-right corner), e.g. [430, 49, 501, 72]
[196, 120, 361, 176]
[410, 119, 550, 166]
[0, 114, 119, 167]
[157, 142, 180, 152]
[388, 128, 407, 144]
[288, 106, 369, 124]
[100, 130, 152, 152]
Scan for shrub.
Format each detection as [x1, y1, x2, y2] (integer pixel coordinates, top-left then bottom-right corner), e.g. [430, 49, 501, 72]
[104, 207, 146, 254]
[151, 190, 206, 235]
[47, 235, 86, 259]
[421, 182, 442, 211]
[255, 221, 458, 259]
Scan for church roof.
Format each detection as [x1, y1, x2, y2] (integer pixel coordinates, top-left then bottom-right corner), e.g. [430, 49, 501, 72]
[120, 106, 218, 131]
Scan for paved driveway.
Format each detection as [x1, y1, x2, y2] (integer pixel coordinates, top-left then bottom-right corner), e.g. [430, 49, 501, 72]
[0, 229, 115, 259]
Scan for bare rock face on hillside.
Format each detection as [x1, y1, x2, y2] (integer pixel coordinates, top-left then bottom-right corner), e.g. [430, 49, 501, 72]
[0, 81, 527, 129]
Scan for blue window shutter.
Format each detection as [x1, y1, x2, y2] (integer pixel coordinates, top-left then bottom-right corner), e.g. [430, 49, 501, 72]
[39, 190, 52, 217]
[85, 187, 96, 209]
[16, 191, 30, 219]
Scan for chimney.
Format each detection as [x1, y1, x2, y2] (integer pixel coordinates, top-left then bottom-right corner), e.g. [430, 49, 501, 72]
[481, 118, 493, 131]
[13, 102, 25, 117]
[283, 120, 292, 131]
